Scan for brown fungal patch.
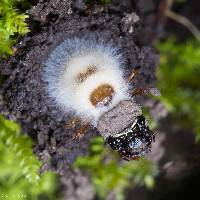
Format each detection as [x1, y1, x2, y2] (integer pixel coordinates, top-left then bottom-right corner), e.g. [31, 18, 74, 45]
[76, 66, 97, 83]
[90, 84, 115, 107]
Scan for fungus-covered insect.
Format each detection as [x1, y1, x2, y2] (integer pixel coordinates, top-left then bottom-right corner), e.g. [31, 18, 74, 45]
[43, 37, 159, 160]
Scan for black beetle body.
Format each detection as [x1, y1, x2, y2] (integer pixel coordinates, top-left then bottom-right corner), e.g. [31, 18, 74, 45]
[106, 115, 155, 160]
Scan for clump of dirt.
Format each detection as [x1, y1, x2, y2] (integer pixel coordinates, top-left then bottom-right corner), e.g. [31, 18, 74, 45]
[0, 0, 159, 174]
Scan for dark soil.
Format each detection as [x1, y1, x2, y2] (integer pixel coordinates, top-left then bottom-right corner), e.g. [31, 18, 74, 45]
[1, 0, 200, 200]
[0, 0, 159, 175]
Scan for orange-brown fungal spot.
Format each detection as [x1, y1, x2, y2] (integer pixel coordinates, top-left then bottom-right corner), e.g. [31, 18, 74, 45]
[90, 84, 115, 107]
[76, 66, 97, 83]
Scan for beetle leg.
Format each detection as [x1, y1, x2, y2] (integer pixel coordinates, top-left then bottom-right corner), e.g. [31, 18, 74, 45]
[73, 123, 90, 140]
[127, 68, 140, 83]
[127, 67, 161, 97]
[121, 155, 140, 161]
[132, 88, 151, 96]
[64, 117, 80, 130]
[132, 87, 161, 97]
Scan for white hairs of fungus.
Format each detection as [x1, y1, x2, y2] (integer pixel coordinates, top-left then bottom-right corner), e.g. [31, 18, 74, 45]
[43, 38, 131, 126]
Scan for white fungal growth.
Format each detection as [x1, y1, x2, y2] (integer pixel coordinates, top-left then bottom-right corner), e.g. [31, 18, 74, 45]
[43, 38, 131, 126]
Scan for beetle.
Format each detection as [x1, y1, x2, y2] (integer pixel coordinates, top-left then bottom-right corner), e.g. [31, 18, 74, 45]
[43, 37, 159, 160]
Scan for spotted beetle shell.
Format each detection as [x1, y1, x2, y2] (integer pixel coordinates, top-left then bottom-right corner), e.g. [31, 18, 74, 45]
[106, 115, 155, 160]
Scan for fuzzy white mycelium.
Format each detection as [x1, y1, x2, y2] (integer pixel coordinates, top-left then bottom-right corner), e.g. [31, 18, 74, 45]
[44, 38, 132, 126]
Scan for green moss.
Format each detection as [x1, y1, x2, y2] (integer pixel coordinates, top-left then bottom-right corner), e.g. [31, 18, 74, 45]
[74, 137, 157, 200]
[156, 38, 200, 141]
[0, 0, 29, 57]
[0, 116, 61, 200]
